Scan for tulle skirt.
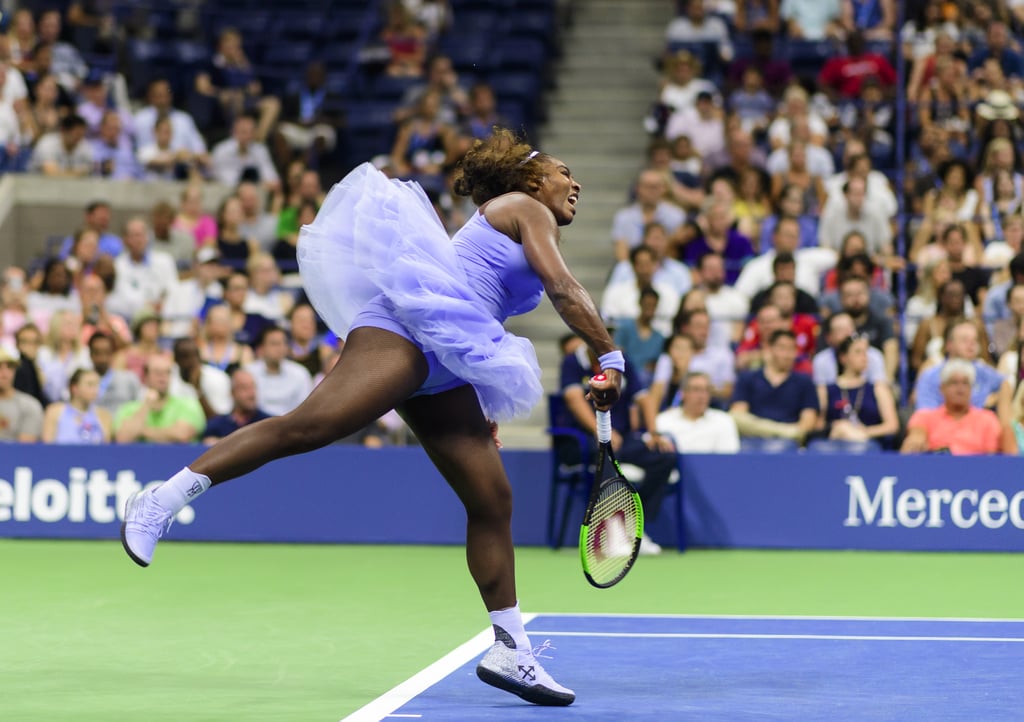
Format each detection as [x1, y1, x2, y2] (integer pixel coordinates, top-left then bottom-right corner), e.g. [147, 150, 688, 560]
[296, 163, 543, 421]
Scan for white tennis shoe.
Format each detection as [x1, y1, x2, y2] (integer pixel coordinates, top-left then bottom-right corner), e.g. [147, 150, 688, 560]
[121, 489, 174, 567]
[639, 532, 662, 556]
[476, 626, 575, 706]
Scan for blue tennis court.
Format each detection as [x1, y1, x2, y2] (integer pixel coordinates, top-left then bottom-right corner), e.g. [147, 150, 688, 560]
[344, 614, 1023, 721]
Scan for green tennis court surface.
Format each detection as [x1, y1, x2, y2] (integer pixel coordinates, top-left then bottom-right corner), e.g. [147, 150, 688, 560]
[3, 540, 1021, 721]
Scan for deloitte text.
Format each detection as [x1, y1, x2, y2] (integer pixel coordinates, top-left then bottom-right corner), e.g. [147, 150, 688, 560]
[0, 467, 194, 524]
[845, 476, 1024, 530]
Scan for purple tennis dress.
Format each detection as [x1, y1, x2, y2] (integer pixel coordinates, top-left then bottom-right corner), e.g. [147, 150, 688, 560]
[297, 163, 544, 421]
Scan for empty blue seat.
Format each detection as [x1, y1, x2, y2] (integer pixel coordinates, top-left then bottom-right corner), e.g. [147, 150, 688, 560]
[488, 71, 541, 104]
[440, 35, 493, 73]
[344, 101, 399, 132]
[262, 41, 315, 68]
[359, 73, 420, 101]
[806, 439, 884, 454]
[738, 438, 800, 453]
[272, 11, 325, 41]
[491, 36, 549, 73]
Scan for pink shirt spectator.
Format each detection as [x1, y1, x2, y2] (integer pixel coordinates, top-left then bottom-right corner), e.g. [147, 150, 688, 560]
[173, 215, 218, 248]
[906, 406, 1003, 455]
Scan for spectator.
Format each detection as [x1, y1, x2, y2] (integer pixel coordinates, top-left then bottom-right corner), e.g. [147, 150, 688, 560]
[910, 279, 990, 374]
[780, 0, 843, 40]
[602, 245, 680, 337]
[728, 66, 775, 138]
[991, 284, 1024, 360]
[611, 169, 686, 262]
[823, 143, 899, 219]
[702, 127, 768, 186]
[394, 54, 470, 126]
[613, 287, 665, 385]
[664, 90, 726, 160]
[904, 256, 966, 345]
[133, 79, 208, 159]
[57, 200, 123, 260]
[276, 170, 324, 247]
[735, 215, 835, 300]
[162, 247, 225, 341]
[812, 312, 887, 385]
[730, 329, 819, 443]
[841, 0, 895, 41]
[655, 371, 741, 453]
[76, 74, 130, 140]
[199, 302, 254, 372]
[194, 27, 280, 142]
[983, 252, 1024, 332]
[818, 176, 894, 259]
[35, 10, 87, 92]
[137, 114, 207, 182]
[150, 201, 195, 270]
[913, 319, 1009, 414]
[286, 303, 327, 378]
[173, 185, 218, 249]
[459, 82, 507, 143]
[215, 196, 259, 269]
[29, 113, 92, 177]
[678, 201, 754, 284]
[12, 323, 48, 407]
[210, 114, 280, 191]
[818, 31, 897, 100]
[245, 325, 313, 416]
[236, 181, 279, 252]
[665, 1, 734, 65]
[693, 251, 748, 343]
[169, 337, 232, 420]
[816, 334, 899, 446]
[749, 252, 820, 316]
[26, 74, 68, 140]
[86, 331, 142, 413]
[759, 183, 820, 251]
[560, 340, 676, 555]
[27, 258, 80, 325]
[37, 309, 88, 403]
[967, 22, 1023, 79]
[738, 281, 818, 374]
[820, 232, 892, 294]
[273, 61, 340, 170]
[735, 302, 787, 371]
[837, 275, 898, 379]
[387, 88, 458, 185]
[78, 272, 130, 348]
[243, 252, 294, 323]
[113, 355, 205, 444]
[1, 267, 40, 349]
[7, 9, 37, 72]
[767, 86, 829, 152]
[41, 368, 112, 444]
[902, 359, 1015, 454]
[117, 309, 169, 383]
[108, 217, 179, 321]
[726, 29, 792, 95]
[91, 109, 142, 180]
[202, 368, 271, 444]
[0, 347, 44, 442]
[380, 1, 428, 78]
[606, 222, 692, 298]
[768, 140, 827, 215]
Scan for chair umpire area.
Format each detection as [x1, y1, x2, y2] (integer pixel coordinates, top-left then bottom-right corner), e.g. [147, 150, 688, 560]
[546, 394, 686, 551]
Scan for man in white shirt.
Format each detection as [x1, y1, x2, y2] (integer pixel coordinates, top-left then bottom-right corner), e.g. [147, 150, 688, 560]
[605, 221, 692, 297]
[818, 176, 894, 257]
[656, 372, 740, 453]
[245, 326, 313, 416]
[30, 114, 93, 177]
[210, 114, 280, 191]
[601, 245, 681, 337]
[665, 1, 734, 62]
[694, 252, 749, 344]
[134, 79, 208, 157]
[823, 141, 898, 219]
[611, 169, 686, 262]
[237, 181, 280, 251]
[735, 216, 836, 300]
[108, 217, 179, 320]
[170, 337, 232, 418]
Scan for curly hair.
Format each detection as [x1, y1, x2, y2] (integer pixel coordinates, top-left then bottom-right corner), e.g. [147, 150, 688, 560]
[451, 128, 548, 206]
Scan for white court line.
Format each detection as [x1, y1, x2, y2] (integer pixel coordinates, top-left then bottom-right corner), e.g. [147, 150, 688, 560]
[536, 612, 1024, 623]
[340, 613, 537, 722]
[526, 631, 1024, 643]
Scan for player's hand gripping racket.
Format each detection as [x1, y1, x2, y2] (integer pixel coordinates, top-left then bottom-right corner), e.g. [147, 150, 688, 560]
[579, 382, 645, 588]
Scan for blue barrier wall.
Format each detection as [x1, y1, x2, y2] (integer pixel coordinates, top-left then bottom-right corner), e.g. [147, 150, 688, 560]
[1, 445, 1023, 551]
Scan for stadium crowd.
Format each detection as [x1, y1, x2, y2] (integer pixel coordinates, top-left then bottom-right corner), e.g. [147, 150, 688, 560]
[3, 0, 1024, 460]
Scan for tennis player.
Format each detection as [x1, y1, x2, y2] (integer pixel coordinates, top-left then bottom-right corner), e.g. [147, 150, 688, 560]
[121, 129, 624, 706]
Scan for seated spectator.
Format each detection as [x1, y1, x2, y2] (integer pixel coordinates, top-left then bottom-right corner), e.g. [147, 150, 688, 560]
[728, 67, 774, 138]
[642, 332, 695, 417]
[818, 31, 897, 100]
[37, 309, 89, 403]
[244, 253, 294, 323]
[116, 309, 169, 383]
[272, 200, 317, 272]
[655, 371, 740, 453]
[759, 183, 820, 251]
[983, 251, 1024, 333]
[905, 257, 966, 345]
[749, 253, 821, 316]
[736, 215, 835, 300]
[169, 337, 232, 420]
[12, 323, 49, 407]
[276, 170, 324, 248]
[813, 312, 888, 385]
[767, 86, 829, 152]
[816, 334, 899, 446]
[41, 368, 112, 444]
[113, 355, 205, 444]
[821, 232, 891, 294]
[162, 247, 225, 341]
[732, 166, 772, 242]
[35, 10, 87, 92]
[236, 181, 279, 252]
[91, 109, 141, 180]
[911, 165, 984, 265]
[914, 319, 1009, 414]
[818, 176, 894, 261]
[726, 29, 791, 95]
[245, 325, 313, 416]
[138, 114, 207, 182]
[387, 88, 458, 187]
[967, 22, 1023, 80]
[64, 229, 104, 286]
[459, 82, 507, 143]
[664, 90, 726, 161]
[86, 331, 142, 413]
[194, 27, 280, 142]
[199, 302, 255, 372]
[150, 201, 196, 270]
[678, 202, 754, 285]
[692, 252, 749, 344]
[991, 284, 1024, 361]
[657, 49, 719, 127]
[78, 272, 130, 349]
[910, 279, 990, 374]
[210, 114, 280, 191]
[613, 286, 665, 385]
[834, 275, 898, 380]
[215, 196, 259, 270]
[393, 54, 470, 126]
[780, 0, 843, 39]
[57, 200, 123, 260]
[612, 170, 687, 263]
[602, 245, 681, 337]
[380, 1, 428, 78]
[273, 61, 341, 170]
[665, 0, 734, 65]
[108, 217, 179, 321]
[841, 0, 895, 40]
[286, 303, 328, 378]
[824, 142, 900, 219]
[606, 221, 693, 298]
[902, 359, 1016, 455]
[29, 113, 92, 177]
[560, 340, 676, 555]
[27, 259, 81, 327]
[202, 368, 271, 444]
[0, 347, 44, 442]
[980, 182, 1024, 243]
[768, 141, 827, 216]
[738, 281, 818, 375]
[133, 79, 208, 161]
[730, 329, 819, 443]
[173, 184, 218, 249]
[7, 9, 37, 72]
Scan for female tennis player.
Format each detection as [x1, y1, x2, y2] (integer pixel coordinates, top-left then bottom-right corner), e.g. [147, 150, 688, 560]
[121, 129, 624, 706]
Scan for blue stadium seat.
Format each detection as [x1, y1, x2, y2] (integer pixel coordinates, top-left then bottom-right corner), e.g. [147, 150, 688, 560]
[487, 71, 541, 105]
[344, 100, 399, 132]
[450, 9, 504, 36]
[491, 36, 549, 73]
[327, 10, 371, 41]
[272, 11, 326, 41]
[738, 438, 800, 453]
[359, 73, 421, 101]
[806, 439, 884, 454]
[262, 40, 316, 69]
[439, 35, 493, 73]
[319, 41, 358, 69]
[504, 10, 555, 45]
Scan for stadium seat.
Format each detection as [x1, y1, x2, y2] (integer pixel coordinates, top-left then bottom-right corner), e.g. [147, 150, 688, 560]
[806, 439, 885, 454]
[358, 73, 421, 102]
[262, 41, 316, 69]
[491, 36, 549, 74]
[439, 35, 493, 73]
[738, 438, 800, 453]
[271, 11, 326, 41]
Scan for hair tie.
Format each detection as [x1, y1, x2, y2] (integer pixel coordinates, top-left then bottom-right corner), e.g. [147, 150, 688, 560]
[519, 150, 540, 165]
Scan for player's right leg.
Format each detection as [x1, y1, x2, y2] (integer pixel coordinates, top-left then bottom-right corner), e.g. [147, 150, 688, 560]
[121, 327, 428, 567]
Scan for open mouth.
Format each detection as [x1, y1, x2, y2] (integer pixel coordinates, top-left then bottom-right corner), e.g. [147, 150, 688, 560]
[568, 193, 579, 206]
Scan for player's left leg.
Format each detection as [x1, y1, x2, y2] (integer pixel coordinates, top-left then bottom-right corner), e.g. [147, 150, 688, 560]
[397, 386, 574, 706]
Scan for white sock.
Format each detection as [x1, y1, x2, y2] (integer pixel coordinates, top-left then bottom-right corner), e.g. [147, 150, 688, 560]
[489, 602, 530, 651]
[152, 467, 211, 514]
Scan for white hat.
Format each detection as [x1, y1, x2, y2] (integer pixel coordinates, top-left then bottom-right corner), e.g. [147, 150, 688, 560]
[977, 90, 1020, 121]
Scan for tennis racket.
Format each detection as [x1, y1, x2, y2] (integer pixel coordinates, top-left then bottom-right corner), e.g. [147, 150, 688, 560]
[579, 387, 645, 589]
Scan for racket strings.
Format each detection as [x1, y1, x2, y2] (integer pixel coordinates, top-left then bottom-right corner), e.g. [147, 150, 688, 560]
[583, 482, 641, 585]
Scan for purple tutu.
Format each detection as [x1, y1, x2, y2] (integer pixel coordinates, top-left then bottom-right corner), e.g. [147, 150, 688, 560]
[296, 163, 543, 421]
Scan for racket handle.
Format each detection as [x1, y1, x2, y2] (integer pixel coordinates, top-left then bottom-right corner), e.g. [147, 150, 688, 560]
[596, 410, 612, 444]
